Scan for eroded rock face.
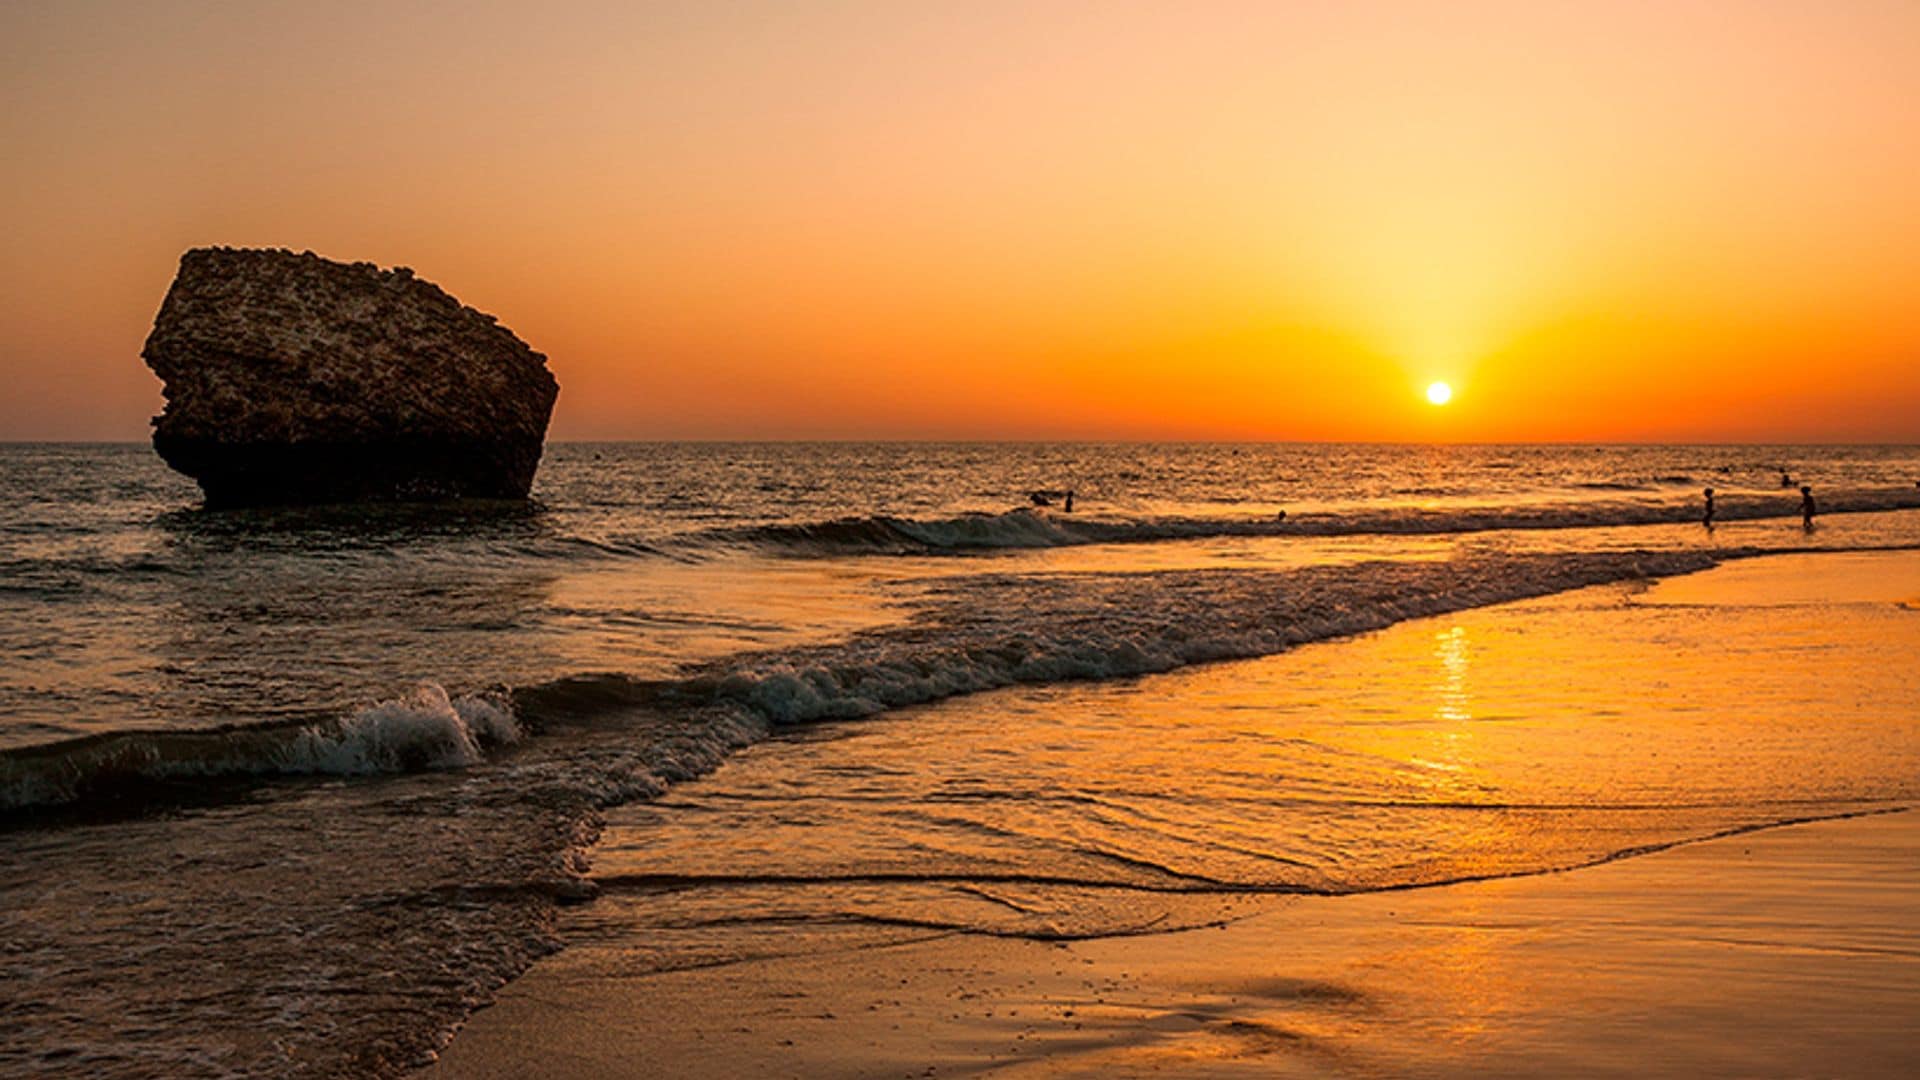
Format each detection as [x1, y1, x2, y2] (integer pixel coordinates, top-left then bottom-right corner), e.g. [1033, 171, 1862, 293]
[144, 248, 558, 506]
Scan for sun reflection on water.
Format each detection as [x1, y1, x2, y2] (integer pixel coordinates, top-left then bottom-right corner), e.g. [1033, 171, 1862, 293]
[1435, 623, 1473, 723]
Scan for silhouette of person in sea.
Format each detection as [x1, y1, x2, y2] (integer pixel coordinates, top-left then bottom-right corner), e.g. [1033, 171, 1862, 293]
[1064, 490, 1074, 513]
[1702, 487, 1715, 528]
[1800, 485, 1816, 530]
[1780, 470, 1793, 489]
[1028, 491, 1052, 508]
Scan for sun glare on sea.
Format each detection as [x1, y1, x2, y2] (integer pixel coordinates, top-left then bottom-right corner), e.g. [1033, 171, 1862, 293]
[1426, 381, 1453, 406]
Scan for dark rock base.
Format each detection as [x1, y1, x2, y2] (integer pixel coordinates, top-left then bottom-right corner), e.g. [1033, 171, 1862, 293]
[153, 435, 546, 508]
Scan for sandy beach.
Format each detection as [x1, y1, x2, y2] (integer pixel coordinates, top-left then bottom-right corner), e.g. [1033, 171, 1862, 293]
[430, 550, 1920, 1079]
[8, 7, 1920, 1075]
[431, 809, 1920, 1079]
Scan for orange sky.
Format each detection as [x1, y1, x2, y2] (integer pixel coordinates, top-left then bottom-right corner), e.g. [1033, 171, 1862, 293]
[2, 1, 1917, 441]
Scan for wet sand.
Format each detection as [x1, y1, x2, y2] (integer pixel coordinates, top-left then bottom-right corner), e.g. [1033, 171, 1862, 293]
[429, 808, 1920, 1078]
[427, 549, 1920, 1078]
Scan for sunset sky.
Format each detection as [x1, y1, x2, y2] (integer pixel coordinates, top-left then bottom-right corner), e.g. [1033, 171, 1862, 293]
[2, 1, 1916, 442]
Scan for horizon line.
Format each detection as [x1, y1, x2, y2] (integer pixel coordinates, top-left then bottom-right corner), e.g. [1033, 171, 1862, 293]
[7, 438, 1920, 449]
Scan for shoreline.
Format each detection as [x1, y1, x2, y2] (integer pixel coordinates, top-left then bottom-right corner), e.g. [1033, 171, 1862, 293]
[429, 808, 1920, 1078]
[428, 547, 1920, 1079]
[3, 485, 1914, 1077]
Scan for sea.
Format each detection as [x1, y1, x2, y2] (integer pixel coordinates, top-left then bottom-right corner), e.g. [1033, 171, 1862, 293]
[4, 442, 1920, 1077]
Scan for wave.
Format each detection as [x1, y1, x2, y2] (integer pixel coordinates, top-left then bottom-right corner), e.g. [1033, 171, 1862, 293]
[690, 548, 1722, 725]
[1573, 480, 1654, 492]
[0, 684, 520, 811]
[2, 547, 1722, 813]
[702, 508, 1088, 555]
[684, 487, 1920, 557]
[587, 806, 1906, 905]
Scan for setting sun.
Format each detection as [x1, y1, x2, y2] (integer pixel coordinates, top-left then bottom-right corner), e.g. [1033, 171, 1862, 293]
[6, 6, 1920, 1078]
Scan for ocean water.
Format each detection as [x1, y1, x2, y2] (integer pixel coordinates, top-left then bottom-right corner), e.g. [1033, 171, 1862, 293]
[583, 553, 1920, 970]
[4, 442, 1920, 1077]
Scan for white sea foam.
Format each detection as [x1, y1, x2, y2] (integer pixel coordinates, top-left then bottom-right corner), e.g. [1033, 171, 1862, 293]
[703, 549, 1723, 726]
[0, 546, 1838, 812]
[279, 684, 520, 774]
[0, 684, 519, 810]
[695, 487, 1920, 557]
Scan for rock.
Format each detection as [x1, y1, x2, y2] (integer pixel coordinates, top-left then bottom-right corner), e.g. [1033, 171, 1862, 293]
[143, 247, 558, 507]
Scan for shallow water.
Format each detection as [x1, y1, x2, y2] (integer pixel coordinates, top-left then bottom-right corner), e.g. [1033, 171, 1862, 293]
[6, 442, 1920, 752]
[3, 443, 1920, 1077]
[573, 552, 1920, 970]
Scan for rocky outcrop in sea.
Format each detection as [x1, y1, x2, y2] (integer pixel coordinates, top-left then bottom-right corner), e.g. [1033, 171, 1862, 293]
[143, 247, 558, 506]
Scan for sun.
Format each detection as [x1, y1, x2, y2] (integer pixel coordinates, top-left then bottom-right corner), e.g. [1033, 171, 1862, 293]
[1425, 381, 1453, 406]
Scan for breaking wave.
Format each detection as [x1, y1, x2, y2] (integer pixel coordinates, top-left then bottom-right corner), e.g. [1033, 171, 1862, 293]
[284, 683, 521, 773]
[1, 548, 1723, 812]
[688, 486, 1920, 557]
[0, 684, 521, 811]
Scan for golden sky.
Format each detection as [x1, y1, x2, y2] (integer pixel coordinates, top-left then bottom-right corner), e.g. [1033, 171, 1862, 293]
[2, 1, 1916, 441]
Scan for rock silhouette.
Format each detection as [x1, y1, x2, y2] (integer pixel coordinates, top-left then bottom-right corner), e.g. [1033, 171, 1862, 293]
[144, 248, 558, 506]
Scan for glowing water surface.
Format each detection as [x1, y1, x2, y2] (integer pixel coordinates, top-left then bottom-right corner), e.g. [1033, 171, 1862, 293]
[576, 550, 1920, 970]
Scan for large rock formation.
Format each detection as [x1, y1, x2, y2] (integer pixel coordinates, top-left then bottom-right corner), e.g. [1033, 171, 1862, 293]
[143, 248, 558, 507]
